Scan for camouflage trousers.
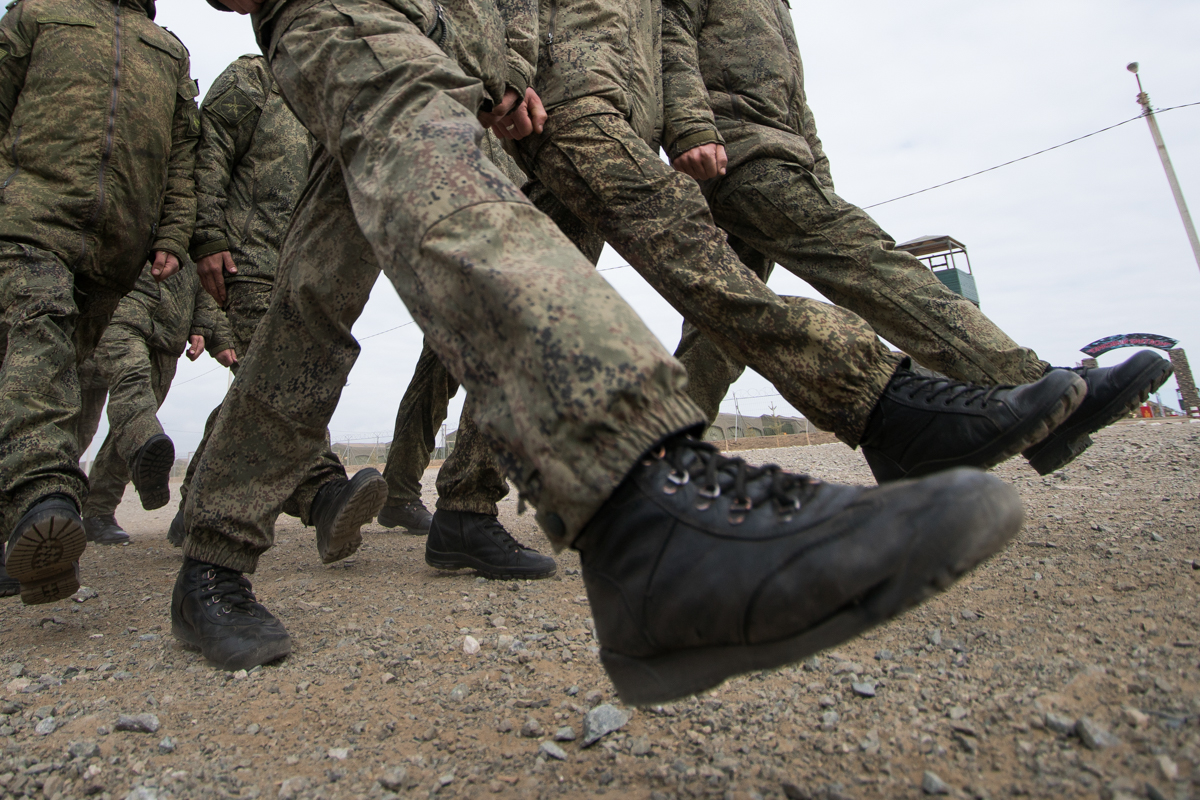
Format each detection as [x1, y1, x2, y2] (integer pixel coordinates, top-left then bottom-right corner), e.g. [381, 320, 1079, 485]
[183, 0, 700, 571]
[517, 110, 901, 443]
[702, 157, 1050, 388]
[382, 340, 508, 516]
[77, 325, 179, 518]
[180, 280, 341, 525]
[0, 241, 122, 536]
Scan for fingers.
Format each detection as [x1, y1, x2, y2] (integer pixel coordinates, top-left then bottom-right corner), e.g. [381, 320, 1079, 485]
[197, 253, 229, 306]
[186, 335, 204, 361]
[216, 349, 238, 368]
[525, 88, 547, 135]
[151, 251, 181, 282]
[222, 251, 238, 275]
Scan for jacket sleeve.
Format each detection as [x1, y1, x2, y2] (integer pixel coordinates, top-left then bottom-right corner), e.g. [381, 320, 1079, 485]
[189, 279, 237, 357]
[0, 1, 36, 139]
[151, 48, 201, 262]
[495, 0, 537, 99]
[190, 62, 261, 261]
[794, 62, 833, 190]
[661, 0, 723, 161]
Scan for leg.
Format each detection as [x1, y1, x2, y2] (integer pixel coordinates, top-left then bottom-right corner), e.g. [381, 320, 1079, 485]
[76, 357, 109, 456]
[434, 397, 508, 515]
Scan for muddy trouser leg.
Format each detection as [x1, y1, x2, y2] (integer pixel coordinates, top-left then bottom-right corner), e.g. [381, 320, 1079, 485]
[708, 158, 1049, 385]
[183, 1, 700, 571]
[521, 111, 899, 443]
[83, 348, 177, 518]
[382, 340, 459, 506]
[0, 242, 121, 535]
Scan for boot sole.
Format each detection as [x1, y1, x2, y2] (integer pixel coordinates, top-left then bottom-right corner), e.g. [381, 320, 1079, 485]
[425, 548, 557, 580]
[170, 620, 293, 671]
[317, 473, 388, 564]
[865, 372, 1086, 482]
[132, 435, 175, 511]
[599, 469, 1023, 706]
[1024, 359, 1174, 475]
[5, 508, 86, 606]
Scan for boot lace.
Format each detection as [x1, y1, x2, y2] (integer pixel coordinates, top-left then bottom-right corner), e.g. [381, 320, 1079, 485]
[648, 438, 821, 524]
[890, 369, 1010, 408]
[480, 516, 539, 554]
[197, 566, 263, 618]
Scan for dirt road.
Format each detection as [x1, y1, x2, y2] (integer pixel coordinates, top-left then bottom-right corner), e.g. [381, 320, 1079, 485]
[0, 421, 1197, 800]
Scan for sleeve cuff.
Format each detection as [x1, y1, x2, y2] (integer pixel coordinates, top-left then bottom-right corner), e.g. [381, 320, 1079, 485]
[505, 60, 531, 100]
[151, 239, 188, 263]
[190, 237, 231, 262]
[668, 129, 723, 160]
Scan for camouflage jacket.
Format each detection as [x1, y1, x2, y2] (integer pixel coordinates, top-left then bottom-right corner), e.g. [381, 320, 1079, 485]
[190, 55, 314, 285]
[205, 0, 509, 114]
[110, 260, 236, 359]
[0, 0, 200, 293]
[502, 0, 663, 148]
[661, 0, 832, 188]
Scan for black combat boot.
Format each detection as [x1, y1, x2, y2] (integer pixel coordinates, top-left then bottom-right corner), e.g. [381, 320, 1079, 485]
[377, 500, 433, 534]
[130, 433, 175, 511]
[311, 469, 388, 564]
[83, 514, 131, 545]
[426, 511, 556, 579]
[167, 503, 186, 548]
[0, 560, 19, 598]
[577, 436, 1023, 706]
[172, 558, 291, 671]
[859, 360, 1086, 483]
[1023, 351, 1174, 475]
[5, 494, 86, 605]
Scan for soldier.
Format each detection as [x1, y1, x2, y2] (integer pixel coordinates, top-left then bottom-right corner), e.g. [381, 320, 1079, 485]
[78, 261, 238, 546]
[0, 0, 199, 604]
[379, 134, 556, 580]
[164, 54, 370, 550]
[659, 0, 1173, 478]
[180, 0, 1022, 707]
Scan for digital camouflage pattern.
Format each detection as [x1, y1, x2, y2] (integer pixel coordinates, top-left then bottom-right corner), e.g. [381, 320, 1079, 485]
[190, 55, 314, 284]
[0, 0, 200, 293]
[661, 0, 1050, 388]
[77, 260, 235, 518]
[182, 0, 701, 572]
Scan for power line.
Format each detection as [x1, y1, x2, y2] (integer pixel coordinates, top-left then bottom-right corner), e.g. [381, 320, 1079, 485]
[358, 320, 417, 340]
[173, 366, 223, 386]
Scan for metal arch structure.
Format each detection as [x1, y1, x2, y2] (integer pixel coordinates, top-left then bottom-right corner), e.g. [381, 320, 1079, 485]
[1080, 333, 1179, 359]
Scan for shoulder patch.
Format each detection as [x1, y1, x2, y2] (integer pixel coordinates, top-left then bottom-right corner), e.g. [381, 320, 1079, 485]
[210, 87, 256, 126]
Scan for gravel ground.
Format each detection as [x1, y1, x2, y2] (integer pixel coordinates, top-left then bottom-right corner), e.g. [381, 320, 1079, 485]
[0, 420, 1197, 800]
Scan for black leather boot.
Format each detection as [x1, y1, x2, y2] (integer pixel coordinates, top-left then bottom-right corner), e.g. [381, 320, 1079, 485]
[167, 503, 186, 548]
[860, 360, 1085, 482]
[5, 494, 86, 605]
[0, 560, 20, 598]
[311, 469, 388, 564]
[578, 436, 1022, 705]
[426, 511, 556, 579]
[1024, 351, 1174, 474]
[130, 433, 175, 510]
[172, 558, 291, 671]
[83, 514, 130, 545]
[377, 500, 433, 534]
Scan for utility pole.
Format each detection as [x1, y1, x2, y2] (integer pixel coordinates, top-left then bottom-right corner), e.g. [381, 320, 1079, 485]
[1128, 63, 1200, 274]
[732, 392, 741, 441]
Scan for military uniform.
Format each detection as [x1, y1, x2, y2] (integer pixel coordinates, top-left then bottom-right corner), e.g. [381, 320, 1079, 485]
[0, 0, 199, 536]
[176, 55, 336, 521]
[79, 262, 235, 519]
[183, 0, 702, 572]
[661, 0, 1050, 401]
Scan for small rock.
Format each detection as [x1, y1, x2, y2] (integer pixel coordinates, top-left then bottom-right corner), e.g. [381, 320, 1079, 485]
[922, 771, 950, 795]
[782, 782, 811, 800]
[463, 635, 480, 655]
[802, 656, 821, 671]
[327, 747, 350, 760]
[851, 682, 876, 698]
[1156, 754, 1179, 781]
[553, 726, 576, 742]
[875, 649, 894, 661]
[278, 776, 309, 800]
[115, 714, 160, 734]
[245, 723, 260, 735]
[1045, 712, 1076, 735]
[520, 718, 544, 738]
[630, 736, 651, 756]
[8, 664, 24, 678]
[538, 741, 568, 761]
[34, 716, 57, 735]
[449, 684, 470, 702]
[947, 705, 968, 721]
[1150, 532, 1165, 543]
[584, 689, 604, 706]
[490, 616, 507, 628]
[124, 788, 159, 800]
[819, 695, 837, 708]
[1121, 706, 1149, 727]
[68, 740, 101, 759]
[581, 704, 630, 747]
[820, 711, 839, 731]
[960, 609, 980, 621]
[158, 736, 175, 753]
[927, 629, 942, 647]
[438, 770, 455, 786]
[381, 672, 396, 685]
[72, 586, 99, 603]
[496, 718, 514, 733]
[233, 669, 248, 680]
[565, 685, 579, 696]
[378, 766, 407, 791]
[1077, 717, 1120, 750]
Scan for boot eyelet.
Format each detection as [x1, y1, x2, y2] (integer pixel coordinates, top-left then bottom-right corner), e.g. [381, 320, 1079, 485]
[667, 470, 689, 486]
[695, 500, 712, 511]
[731, 497, 752, 512]
[728, 512, 747, 525]
[662, 484, 678, 495]
[698, 484, 720, 499]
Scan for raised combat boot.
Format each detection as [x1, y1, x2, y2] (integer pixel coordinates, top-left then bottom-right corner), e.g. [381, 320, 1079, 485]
[311, 468, 388, 564]
[5, 495, 87, 605]
[130, 433, 175, 510]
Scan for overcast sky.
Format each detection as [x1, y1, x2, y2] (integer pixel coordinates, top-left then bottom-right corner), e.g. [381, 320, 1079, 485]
[85, 0, 1200, 464]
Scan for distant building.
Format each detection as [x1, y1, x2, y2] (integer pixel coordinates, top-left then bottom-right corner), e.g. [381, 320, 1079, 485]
[704, 411, 810, 441]
[895, 234, 981, 307]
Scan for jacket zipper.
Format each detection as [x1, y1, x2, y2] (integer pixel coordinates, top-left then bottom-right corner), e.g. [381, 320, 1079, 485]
[79, 0, 123, 266]
[1, 126, 23, 196]
[546, 1, 558, 63]
[425, 4, 447, 49]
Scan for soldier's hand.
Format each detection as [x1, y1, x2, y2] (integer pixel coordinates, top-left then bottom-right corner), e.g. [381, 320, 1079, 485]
[197, 251, 238, 307]
[490, 88, 547, 140]
[186, 335, 205, 362]
[215, 349, 238, 368]
[151, 251, 181, 282]
[214, 0, 263, 13]
[672, 143, 728, 181]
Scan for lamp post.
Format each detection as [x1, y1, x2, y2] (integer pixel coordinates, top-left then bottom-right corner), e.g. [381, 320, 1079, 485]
[1127, 63, 1200, 275]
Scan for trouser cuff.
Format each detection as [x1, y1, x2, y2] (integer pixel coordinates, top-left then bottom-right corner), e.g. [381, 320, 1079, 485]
[435, 497, 499, 516]
[183, 535, 264, 575]
[6, 479, 83, 538]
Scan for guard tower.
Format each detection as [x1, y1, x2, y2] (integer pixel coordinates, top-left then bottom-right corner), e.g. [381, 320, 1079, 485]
[895, 235, 981, 307]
